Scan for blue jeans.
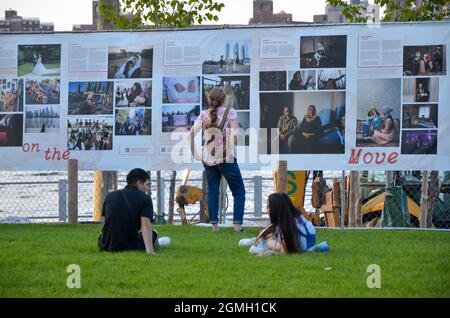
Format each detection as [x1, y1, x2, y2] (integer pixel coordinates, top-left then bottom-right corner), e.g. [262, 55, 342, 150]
[203, 161, 245, 224]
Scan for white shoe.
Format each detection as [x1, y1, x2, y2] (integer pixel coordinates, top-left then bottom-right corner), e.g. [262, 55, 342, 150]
[158, 237, 171, 246]
[238, 237, 256, 247]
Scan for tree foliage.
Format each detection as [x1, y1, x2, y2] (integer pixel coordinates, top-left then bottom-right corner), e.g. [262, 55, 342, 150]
[326, 0, 450, 22]
[99, 0, 225, 29]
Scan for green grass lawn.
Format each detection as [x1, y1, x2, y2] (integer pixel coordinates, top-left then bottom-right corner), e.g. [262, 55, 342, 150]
[0, 224, 449, 298]
[18, 63, 60, 77]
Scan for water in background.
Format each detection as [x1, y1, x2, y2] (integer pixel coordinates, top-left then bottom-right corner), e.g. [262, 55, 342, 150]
[0, 170, 355, 223]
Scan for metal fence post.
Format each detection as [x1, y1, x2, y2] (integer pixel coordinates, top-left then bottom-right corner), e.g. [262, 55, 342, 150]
[58, 179, 67, 222]
[341, 170, 345, 229]
[158, 176, 166, 217]
[218, 176, 228, 224]
[254, 176, 263, 217]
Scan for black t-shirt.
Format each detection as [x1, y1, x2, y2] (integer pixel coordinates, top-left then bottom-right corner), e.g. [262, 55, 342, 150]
[99, 185, 154, 252]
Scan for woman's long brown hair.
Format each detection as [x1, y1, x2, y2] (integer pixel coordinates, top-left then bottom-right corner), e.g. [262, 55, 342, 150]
[268, 192, 302, 253]
[205, 87, 226, 129]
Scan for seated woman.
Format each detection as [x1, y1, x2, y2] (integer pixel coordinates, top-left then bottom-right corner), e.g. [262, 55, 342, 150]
[371, 106, 396, 146]
[240, 193, 328, 256]
[297, 105, 322, 153]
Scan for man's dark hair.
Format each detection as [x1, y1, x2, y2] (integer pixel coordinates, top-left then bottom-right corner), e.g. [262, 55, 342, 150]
[126, 168, 150, 186]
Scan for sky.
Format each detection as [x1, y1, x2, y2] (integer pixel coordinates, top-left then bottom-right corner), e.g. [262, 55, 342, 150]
[0, 0, 329, 31]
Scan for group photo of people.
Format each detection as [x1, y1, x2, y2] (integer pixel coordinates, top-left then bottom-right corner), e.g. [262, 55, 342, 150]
[300, 35, 347, 69]
[162, 105, 200, 132]
[25, 105, 60, 133]
[318, 69, 346, 90]
[115, 80, 152, 107]
[202, 75, 250, 110]
[401, 130, 438, 155]
[403, 45, 446, 76]
[115, 108, 151, 136]
[402, 104, 438, 129]
[0, 79, 23, 112]
[260, 91, 345, 154]
[18, 44, 61, 77]
[288, 71, 316, 91]
[0, 114, 23, 147]
[202, 40, 251, 74]
[260, 71, 287, 91]
[403, 77, 439, 103]
[25, 79, 60, 105]
[67, 117, 113, 151]
[68, 81, 113, 115]
[356, 78, 401, 148]
[162, 77, 200, 104]
[108, 47, 153, 79]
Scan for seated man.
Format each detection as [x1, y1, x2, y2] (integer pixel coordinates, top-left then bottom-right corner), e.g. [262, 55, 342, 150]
[98, 168, 159, 255]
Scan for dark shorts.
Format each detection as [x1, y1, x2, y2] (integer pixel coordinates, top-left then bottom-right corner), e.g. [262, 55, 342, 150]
[136, 230, 158, 251]
[98, 230, 158, 252]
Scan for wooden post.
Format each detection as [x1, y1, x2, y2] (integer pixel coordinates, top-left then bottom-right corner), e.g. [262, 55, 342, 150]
[68, 159, 78, 224]
[332, 178, 341, 227]
[420, 170, 430, 228]
[93, 171, 118, 222]
[93, 171, 103, 222]
[168, 171, 176, 224]
[275, 160, 288, 193]
[348, 171, 360, 228]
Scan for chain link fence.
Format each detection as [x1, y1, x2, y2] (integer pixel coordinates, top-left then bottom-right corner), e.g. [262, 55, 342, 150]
[0, 170, 449, 229]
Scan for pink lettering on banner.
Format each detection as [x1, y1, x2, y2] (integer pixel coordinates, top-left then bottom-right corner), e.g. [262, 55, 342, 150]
[348, 148, 398, 165]
[44, 147, 71, 161]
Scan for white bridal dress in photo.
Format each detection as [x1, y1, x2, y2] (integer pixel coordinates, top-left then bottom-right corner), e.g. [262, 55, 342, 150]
[31, 56, 59, 76]
[32, 57, 48, 75]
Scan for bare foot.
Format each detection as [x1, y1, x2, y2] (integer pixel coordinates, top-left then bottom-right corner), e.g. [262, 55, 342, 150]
[256, 250, 279, 257]
[234, 224, 243, 232]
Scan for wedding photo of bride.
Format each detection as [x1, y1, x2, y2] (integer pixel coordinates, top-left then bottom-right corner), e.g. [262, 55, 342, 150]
[18, 45, 61, 77]
[108, 47, 153, 79]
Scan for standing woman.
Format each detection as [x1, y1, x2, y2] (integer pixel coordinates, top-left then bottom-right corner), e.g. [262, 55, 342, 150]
[189, 87, 245, 232]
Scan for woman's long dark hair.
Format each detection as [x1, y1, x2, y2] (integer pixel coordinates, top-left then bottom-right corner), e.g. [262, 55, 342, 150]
[133, 82, 142, 95]
[205, 87, 226, 129]
[267, 193, 302, 253]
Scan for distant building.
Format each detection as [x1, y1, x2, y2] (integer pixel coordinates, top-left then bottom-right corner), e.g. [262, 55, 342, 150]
[325, 4, 346, 23]
[365, 3, 380, 22]
[0, 9, 54, 32]
[249, 0, 312, 25]
[73, 0, 127, 31]
[73, 0, 99, 31]
[313, 1, 380, 24]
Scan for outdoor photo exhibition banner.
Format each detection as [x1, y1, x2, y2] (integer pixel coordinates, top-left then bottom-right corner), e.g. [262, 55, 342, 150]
[0, 22, 449, 171]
